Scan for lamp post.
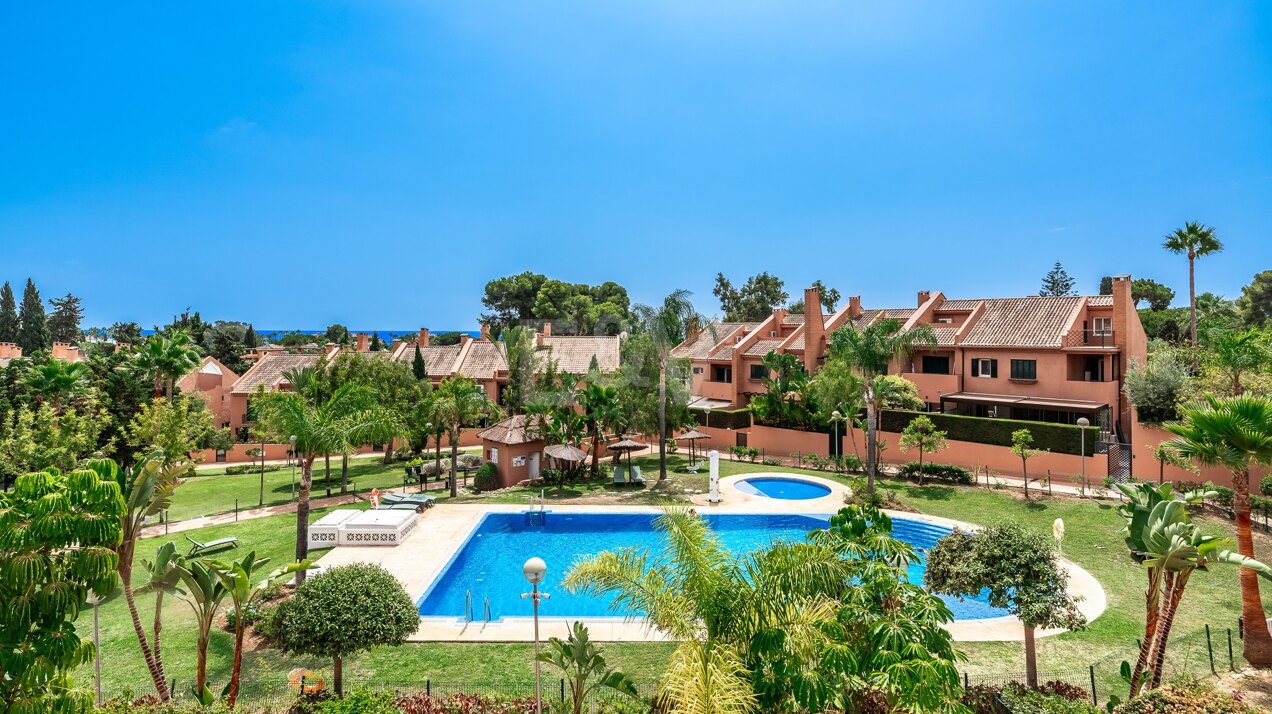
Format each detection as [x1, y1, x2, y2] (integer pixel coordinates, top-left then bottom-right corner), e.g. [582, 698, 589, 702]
[521, 557, 551, 714]
[89, 593, 102, 707]
[258, 435, 267, 507]
[1076, 417, 1089, 497]
[703, 407, 712, 429]
[289, 435, 298, 501]
[831, 410, 843, 472]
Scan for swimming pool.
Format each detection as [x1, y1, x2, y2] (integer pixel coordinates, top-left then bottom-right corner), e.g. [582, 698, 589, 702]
[736, 476, 832, 500]
[417, 512, 1007, 621]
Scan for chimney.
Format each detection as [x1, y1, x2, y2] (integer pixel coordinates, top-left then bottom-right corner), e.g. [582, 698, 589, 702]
[0, 342, 20, 359]
[355, 333, 369, 352]
[51, 342, 69, 361]
[803, 286, 826, 372]
[460, 333, 472, 346]
[542, 322, 552, 337]
[479, 324, 490, 341]
[847, 295, 862, 318]
[917, 290, 931, 307]
[418, 328, 430, 347]
[1111, 274, 1132, 345]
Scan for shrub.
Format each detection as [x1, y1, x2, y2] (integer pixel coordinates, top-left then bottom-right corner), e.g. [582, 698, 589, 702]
[896, 461, 973, 485]
[473, 463, 500, 492]
[418, 461, 443, 478]
[312, 688, 398, 714]
[456, 454, 482, 470]
[224, 463, 283, 475]
[762, 458, 781, 466]
[395, 693, 537, 714]
[881, 410, 1100, 456]
[840, 454, 863, 472]
[1000, 686, 1099, 713]
[1262, 474, 1272, 497]
[1111, 679, 1258, 713]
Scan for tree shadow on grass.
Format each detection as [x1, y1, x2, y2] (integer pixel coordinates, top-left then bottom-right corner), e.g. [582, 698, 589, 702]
[894, 484, 957, 502]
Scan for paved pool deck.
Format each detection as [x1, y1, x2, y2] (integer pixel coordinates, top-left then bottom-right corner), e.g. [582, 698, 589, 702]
[313, 473, 1106, 644]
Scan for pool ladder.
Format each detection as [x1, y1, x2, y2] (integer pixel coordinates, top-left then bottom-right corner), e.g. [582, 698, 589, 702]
[464, 590, 493, 623]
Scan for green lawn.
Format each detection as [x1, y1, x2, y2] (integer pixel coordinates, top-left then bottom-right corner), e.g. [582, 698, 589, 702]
[84, 453, 1272, 701]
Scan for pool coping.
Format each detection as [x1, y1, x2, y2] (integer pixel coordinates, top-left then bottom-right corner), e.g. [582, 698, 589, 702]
[313, 500, 1107, 644]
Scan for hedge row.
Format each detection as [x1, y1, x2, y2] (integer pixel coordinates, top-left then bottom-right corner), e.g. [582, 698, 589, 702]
[698, 407, 752, 431]
[224, 463, 284, 475]
[880, 410, 1101, 456]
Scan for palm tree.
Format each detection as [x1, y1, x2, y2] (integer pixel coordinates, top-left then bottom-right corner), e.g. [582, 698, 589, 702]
[22, 356, 88, 414]
[256, 382, 400, 583]
[578, 380, 619, 476]
[564, 508, 850, 713]
[137, 541, 183, 695]
[427, 376, 499, 497]
[1163, 222, 1223, 347]
[135, 329, 201, 400]
[631, 290, 699, 480]
[89, 453, 185, 701]
[1204, 328, 1270, 395]
[828, 319, 937, 493]
[1165, 394, 1272, 666]
[171, 557, 232, 699]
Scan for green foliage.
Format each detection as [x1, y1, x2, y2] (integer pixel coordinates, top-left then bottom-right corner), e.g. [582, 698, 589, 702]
[134, 329, 202, 400]
[0, 465, 125, 713]
[0, 281, 18, 343]
[1040, 261, 1077, 297]
[222, 464, 282, 476]
[898, 414, 948, 473]
[713, 272, 789, 322]
[473, 463, 499, 492]
[125, 397, 216, 466]
[881, 409, 1099, 455]
[312, 688, 399, 714]
[1124, 352, 1190, 423]
[479, 272, 630, 335]
[499, 326, 538, 414]
[1111, 678, 1259, 714]
[271, 564, 419, 693]
[747, 351, 816, 429]
[1131, 279, 1175, 311]
[999, 685, 1100, 713]
[896, 461, 972, 484]
[0, 400, 112, 482]
[1238, 269, 1272, 328]
[537, 622, 639, 714]
[17, 278, 51, 354]
[47, 293, 85, 344]
[786, 279, 840, 313]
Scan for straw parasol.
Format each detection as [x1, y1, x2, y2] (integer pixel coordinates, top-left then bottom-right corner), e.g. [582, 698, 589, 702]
[544, 443, 587, 462]
[607, 437, 648, 472]
[675, 429, 711, 469]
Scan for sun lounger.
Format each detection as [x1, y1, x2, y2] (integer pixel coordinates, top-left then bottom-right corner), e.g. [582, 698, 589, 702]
[375, 501, 424, 512]
[613, 466, 629, 486]
[382, 492, 435, 508]
[185, 534, 239, 557]
[630, 466, 646, 485]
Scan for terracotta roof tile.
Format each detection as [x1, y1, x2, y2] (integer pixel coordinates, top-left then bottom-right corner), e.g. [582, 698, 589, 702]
[743, 339, 784, 357]
[1087, 295, 1114, 307]
[936, 299, 980, 311]
[231, 354, 319, 394]
[782, 314, 805, 324]
[540, 336, 620, 373]
[959, 297, 1082, 348]
[882, 308, 915, 319]
[931, 326, 960, 346]
[672, 322, 756, 359]
[458, 341, 505, 379]
[477, 414, 538, 445]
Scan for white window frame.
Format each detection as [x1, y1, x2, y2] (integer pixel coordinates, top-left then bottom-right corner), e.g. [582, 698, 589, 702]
[1092, 317, 1113, 336]
[490, 447, 499, 464]
[692, 366, 703, 375]
[974, 358, 994, 377]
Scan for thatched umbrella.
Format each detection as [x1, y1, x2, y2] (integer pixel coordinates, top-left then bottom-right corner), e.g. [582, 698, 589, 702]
[676, 429, 711, 469]
[607, 437, 648, 474]
[543, 443, 588, 485]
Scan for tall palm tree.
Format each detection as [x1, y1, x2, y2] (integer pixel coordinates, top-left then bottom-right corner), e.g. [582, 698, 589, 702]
[427, 376, 499, 497]
[1165, 394, 1272, 666]
[631, 290, 699, 480]
[135, 329, 201, 400]
[1163, 222, 1223, 347]
[256, 382, 400, 583]
[23, 356, 88, 414]
[1204, 328, 1270, 395]
[578, 380, 619, 476]
[828, 319, 936, 493]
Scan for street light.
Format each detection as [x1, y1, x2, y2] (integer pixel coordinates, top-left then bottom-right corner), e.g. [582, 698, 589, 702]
[521, 557, 551, 714]
[1076, 417, 1090, 497]
[703, 408, 712, 429]
[289, 435, 298, 501]
[831, 410, 843, 472]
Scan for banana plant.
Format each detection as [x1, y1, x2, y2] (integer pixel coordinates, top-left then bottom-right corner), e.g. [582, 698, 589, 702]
[137, 542, 184, 690]
[209, 553, 311, 708]
[170, 557, 232, 702]
[537, 621, 639, 714]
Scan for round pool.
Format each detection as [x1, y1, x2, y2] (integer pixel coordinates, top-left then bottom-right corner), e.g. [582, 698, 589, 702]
[737, 476, 833, 500]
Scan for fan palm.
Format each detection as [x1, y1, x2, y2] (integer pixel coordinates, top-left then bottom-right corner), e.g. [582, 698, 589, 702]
[134, 329, 202, 400]
[1163, 222, 1223, 347]
[255, 382, 401, 582]
[828, 318, 937, 493]
[631, 290, 699, 480]
[1203, 328, 1270, 395]
[1165, 394, 1272, 666]
[578, 381, 620, 476]
[23, 356, 88, 414]
[427, 376, 499, 497]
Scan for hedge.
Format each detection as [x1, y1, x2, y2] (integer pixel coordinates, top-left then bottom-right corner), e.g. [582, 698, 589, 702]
[698, 407, 752, 431]
[880, 410, 1101, 456]
[896, 461, 973, 485]
[224, 463, 283, 475]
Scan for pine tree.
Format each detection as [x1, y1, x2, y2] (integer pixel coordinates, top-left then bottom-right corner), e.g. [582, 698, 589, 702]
[0, 282, 17, 343]
[1039, 262, 1077, 297]
[412, 343, 427, 380]
[369, 333, 384, 351]
[17, 278, 50, 353]
[243, 324, 258, 347]
[47, 292, 84, 343]
[1098, 276, 1113, 296]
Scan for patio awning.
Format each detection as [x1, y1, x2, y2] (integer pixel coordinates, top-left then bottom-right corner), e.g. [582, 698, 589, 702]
[939, 392, 1108, 413]
[687, 396, 733, 410]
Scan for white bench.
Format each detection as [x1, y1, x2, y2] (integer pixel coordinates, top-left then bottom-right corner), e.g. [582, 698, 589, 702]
[308, 510, 360, 550]
[337, 509, 418, 546]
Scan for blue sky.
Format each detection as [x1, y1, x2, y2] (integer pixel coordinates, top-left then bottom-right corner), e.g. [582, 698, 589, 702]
[1, 2, 1270, 329]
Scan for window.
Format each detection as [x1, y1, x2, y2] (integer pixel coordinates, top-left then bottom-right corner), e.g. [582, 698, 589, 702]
[971, 358, 997, 378]
[921, 355, 950, 375]
[490, 447, 499, 464]
[692, 366, 703, 375]
[1010, 359, 1037, 381]
[749, 364, 769, 381]
[1092, 317, 1112, 336]
[712, 365, 732, 382]
[769, 330, 778, 337]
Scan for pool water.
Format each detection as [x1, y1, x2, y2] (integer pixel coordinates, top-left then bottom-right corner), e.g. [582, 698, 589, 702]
[737, 476, 832, 500]
[417, 512, 1007, 621]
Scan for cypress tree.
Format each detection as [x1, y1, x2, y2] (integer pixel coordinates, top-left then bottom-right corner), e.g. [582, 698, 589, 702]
[243, 324, 258, 348]
[17, 278, 50, 353]
[0, 282, 17, 343]
[412, 343, 427, 380]
[369, 332, 384, 351]
[47, 293, 84, 343]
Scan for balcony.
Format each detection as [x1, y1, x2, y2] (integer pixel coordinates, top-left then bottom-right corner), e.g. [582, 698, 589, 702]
[1062, 329, 1116, 348]
[901, 370, 960, 402]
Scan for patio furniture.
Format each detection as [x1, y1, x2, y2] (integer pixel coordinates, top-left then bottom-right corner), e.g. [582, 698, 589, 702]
[308, 509, 360, 550]
[608, 438, 648, 485]
[613, 465, 629, 486]
[630, 465, 646, 485]
[337, 509, 418, 546]
[382, 492, 435, 508]
[185, 534, 239, 557]
[676, 429, 710, 471]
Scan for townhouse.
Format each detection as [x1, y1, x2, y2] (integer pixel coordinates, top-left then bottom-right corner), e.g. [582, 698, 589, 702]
[674, 276, 1147, 446]
[0, 340, 85, 367]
